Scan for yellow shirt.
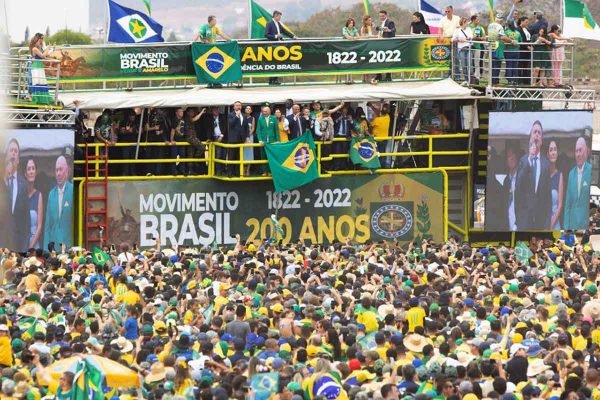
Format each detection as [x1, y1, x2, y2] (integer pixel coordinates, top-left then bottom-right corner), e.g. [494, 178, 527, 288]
[122, 290, 141, 306]
[371, 115, 391, 138]
[375, 344, 389, 361]
[592, 329, 600, 346]
[213, 295, 229, 311]
[405, 307, 426, 333]
[278, 120, 289, 143]
[356, 310, 379, 333]
[0, 336, 13, 366]
[572, 335, 587, 351]
[25, 274, 42, 292]
[184, 310, 194, 325]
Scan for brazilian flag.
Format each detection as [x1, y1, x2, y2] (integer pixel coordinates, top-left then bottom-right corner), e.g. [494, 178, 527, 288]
[265, 132, 319, 193]
[192, 41, 242, 84]
[72, 358, 105, 400]
[349, 136, 381, 170]
[250, 372, 279, 400]
[546, 261, 561, 278]
[249, 0, 295, 39]
[92, 246, 111, 267]
[514, 241, 533, 264]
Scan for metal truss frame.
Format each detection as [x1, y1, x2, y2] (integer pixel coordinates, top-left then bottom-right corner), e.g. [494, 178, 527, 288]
[486, 86, 596, 104]
[2, 109, 76, 126]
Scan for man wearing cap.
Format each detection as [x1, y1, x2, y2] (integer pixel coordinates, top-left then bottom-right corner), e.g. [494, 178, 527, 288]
[506, 344, 528, 384]
[487, 12, 518, 85]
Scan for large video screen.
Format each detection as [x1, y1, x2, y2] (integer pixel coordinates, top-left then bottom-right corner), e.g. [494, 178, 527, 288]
[0, 130, 74, 252]
[486, 111, 594, 232]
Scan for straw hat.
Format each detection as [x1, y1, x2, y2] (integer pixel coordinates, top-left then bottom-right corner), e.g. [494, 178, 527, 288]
[456, 351, 476, 367]
[403, 334, 429, 353]
[145, 362, 167, 384]
[527, 359, 551, 377]
[582, 300, 600, 319]
[457, 311, 473, 323]
[17, 303, 43, 318]
[111, 336, 134, 353]
[23, 257, 42, 268]
[377, 304, 395, 318]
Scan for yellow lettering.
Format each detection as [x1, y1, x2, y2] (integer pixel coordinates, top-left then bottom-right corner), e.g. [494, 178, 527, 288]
[299, 217, 316, 243]
[257, 46, 272, 61]
[289, 45, 302, 61]
[355, 215, 370, 242]
[273, 46, 289, 61]
[335, 215, 355, 241]
[317, 216, 335, 244]
[241, 47, 257, 62]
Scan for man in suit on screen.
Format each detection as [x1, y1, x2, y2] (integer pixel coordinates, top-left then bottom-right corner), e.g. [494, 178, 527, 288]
[4, 138, 30, 252]
[514, 120, 552, 230]
[44, 155, 73, 249]
[564, 137, 592, 230]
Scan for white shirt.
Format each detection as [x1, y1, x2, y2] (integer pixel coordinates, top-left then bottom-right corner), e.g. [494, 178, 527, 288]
[441, 14, 461, 37]
[522, 27, 531, 41]
[117, 251, 134, 265]
[452, 27, 473, 50]
[6, 171, 17, 213]
[507, 173, 517, 231]
[213, 116, 222, 138]
[379, 18, 387, 37]
[530, 155, 540, 193]
[285, 107, 293, 117]
[275, 21, 281, 36]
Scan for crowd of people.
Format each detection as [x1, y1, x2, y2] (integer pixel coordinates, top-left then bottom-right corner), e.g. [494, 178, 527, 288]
[1, 225, 600, 400]
[82, 99, 456, 178]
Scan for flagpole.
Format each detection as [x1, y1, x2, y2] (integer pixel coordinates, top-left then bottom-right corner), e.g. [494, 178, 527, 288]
[248, 0, 252, 39]
[105, 0, 110, 43]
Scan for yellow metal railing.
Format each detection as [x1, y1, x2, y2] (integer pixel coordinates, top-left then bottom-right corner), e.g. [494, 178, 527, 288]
[75, 134, 471, 180]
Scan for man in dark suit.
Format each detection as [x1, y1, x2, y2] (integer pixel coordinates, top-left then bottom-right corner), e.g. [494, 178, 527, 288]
[374, 10, 396, 83]
[286, 104, 306, 140]
[4, 138, 31, 252]
[227, 101, 247, 177]
[264, 10, 296, 85]
[514, 120, 552, 230]
[516, 16, 532, 85]
[202, 107, 228, 175]
[486, 142, 521, 231]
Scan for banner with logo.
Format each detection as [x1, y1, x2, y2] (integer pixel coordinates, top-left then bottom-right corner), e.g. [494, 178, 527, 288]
[41, 37, 450, 82]
[0, 129, 75, 252]
[104, 172, 444, 247]
[485, 111, 594, 232]
[192, 42, 243, 84]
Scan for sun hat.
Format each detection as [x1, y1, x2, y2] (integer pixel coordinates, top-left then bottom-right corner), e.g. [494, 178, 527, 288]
[111, 337, 134, 353]
[145, 362, 167, 384]
[403, 334, 429, 353]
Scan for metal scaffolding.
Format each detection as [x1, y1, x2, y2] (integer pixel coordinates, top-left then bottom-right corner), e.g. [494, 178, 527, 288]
[1, 108, 76, 125]
[486, 86, 596, 104]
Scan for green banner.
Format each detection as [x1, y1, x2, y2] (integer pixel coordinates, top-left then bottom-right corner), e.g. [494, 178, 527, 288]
[265, 132, 319, 193]
[105, 172, 444, 247]
[192, 42, 243, 84]
[45, 37, 450, 82]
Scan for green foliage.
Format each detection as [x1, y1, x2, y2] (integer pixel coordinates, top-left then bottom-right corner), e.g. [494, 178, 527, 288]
[414, 199, 432, 244]
[286, 2, 413, 38]
[46, 29, 93, 46]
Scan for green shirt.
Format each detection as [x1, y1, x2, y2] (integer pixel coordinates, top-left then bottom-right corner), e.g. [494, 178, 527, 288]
[487, 22, 506, 59]
[198, 23, 223, 43]
[469, 23, 486, 49]
[505, 28, 521, 52]
[342, 26, 359, 38]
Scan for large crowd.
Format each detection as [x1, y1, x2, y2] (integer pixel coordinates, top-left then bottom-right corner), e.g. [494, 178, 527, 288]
[2, 225, 600, 399]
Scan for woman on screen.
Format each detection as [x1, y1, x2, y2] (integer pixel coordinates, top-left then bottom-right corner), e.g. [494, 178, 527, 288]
[25, 158, 43, 249]
[548, 140, 564, 230]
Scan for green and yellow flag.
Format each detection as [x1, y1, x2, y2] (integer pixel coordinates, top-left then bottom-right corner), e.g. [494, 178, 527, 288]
[72, 358, 105, 400]
[514, 241, 533, 264]
[363, 0, 371, 15]
[488, 0, 494, 22]
[249, 0, 294, 39]
[546, 261, 561, 278]
[92, 246, 111, 267]
[192, 41, 242, 84]
[265, 132, 319, 193]
[141, 0, 151, 15]
[349, 136, 381, 170]
[564, 0, 600, 40]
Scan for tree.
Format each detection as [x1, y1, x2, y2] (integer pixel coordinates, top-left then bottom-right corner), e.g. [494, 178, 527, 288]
[24, 26, 30, 43]
[46, 29, 93, 46]
[286, 2, 412, 38]
[45, 26, 51, 37]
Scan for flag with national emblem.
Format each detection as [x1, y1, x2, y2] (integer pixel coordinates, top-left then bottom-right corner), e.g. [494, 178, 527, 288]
[250, 372, 279, 400]
[514, 241, 533, 264]
[349, 136, 381, 170]
[71, 358, 106, 400]
[107, 0, 164, 43]
[265, 132, 319, 192]
[92, 246, 111, 267]
[192, 42, 243, 84]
